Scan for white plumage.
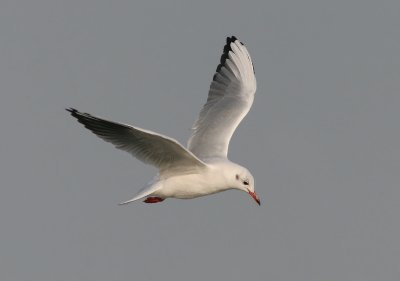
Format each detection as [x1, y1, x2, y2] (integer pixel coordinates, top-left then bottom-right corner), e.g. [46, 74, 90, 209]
[188, 38, 256, 159]
[68, 36, 260, 205]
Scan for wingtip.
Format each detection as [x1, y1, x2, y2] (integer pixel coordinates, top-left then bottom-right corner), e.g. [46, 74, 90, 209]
[216, 36, 237, 74]
[227, 36, 254, 73]
[229, 35, 238, 42]
[223, 36, 238, 53]
[227, 36, 243, 45]
[66, 107, 77, 114]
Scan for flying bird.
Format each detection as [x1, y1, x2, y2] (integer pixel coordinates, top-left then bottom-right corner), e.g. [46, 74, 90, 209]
[67, 36, 260, 205]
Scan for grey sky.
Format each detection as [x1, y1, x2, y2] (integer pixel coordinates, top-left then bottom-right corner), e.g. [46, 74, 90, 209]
[1, 0, 399, 280]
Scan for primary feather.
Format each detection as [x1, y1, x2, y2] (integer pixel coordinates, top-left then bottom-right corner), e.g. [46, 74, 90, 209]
[187, 36, 256, 159]
[66, 108, 206, 175]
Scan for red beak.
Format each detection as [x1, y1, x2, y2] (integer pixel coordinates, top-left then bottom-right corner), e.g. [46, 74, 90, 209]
[247, 189, 261, 205]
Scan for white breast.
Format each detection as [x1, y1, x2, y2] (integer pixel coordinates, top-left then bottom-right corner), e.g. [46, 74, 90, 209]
[154, 167, 230, 199]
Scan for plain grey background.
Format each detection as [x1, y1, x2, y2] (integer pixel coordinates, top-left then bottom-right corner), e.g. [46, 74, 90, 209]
[1, 0, 399, 280]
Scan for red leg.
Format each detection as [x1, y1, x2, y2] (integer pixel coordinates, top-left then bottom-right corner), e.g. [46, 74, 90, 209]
[143, 197, 165, 203]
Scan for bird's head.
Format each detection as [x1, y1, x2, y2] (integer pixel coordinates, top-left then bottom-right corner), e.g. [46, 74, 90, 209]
[231, 168, 260, 206]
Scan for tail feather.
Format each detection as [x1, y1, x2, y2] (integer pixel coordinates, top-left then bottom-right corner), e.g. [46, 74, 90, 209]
[119, 179, 162, 205]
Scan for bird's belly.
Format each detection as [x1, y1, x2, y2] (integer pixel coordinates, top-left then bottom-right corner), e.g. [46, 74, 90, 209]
[155, 174, 225, 199]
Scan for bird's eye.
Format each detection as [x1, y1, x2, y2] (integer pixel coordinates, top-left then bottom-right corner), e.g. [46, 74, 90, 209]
[243, 180, 249, 186]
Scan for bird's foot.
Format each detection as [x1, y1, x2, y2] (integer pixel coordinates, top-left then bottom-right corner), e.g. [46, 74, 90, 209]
[143, 197, 165, 203]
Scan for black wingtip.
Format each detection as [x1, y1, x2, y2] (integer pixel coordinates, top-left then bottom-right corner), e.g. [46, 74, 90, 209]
[228, 36, 243, 45]
[223, 36, 240, 52]
[66, 107, 77, 113]
[66, 107, 81, 119]
[215, 36, 238, 75]
[228, 36, 254, 73]
[213, 36, 250, 80]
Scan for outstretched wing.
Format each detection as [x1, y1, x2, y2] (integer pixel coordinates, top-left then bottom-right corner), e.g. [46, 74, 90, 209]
[67, 108, 206, 174]
[187, 36, 256, 159]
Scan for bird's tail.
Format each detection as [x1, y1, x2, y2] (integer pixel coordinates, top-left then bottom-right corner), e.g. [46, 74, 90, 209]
[119, 179, 163, 205]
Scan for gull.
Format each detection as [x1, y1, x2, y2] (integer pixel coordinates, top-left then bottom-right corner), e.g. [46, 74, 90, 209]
[67, 36, 260, 205]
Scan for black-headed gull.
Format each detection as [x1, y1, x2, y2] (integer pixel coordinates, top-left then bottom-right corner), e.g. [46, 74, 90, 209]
[67, 36, 260, 205]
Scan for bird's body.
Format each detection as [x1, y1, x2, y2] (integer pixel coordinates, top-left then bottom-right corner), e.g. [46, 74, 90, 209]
[68, 36, 260, 205]
[148, 160, 246, 199]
